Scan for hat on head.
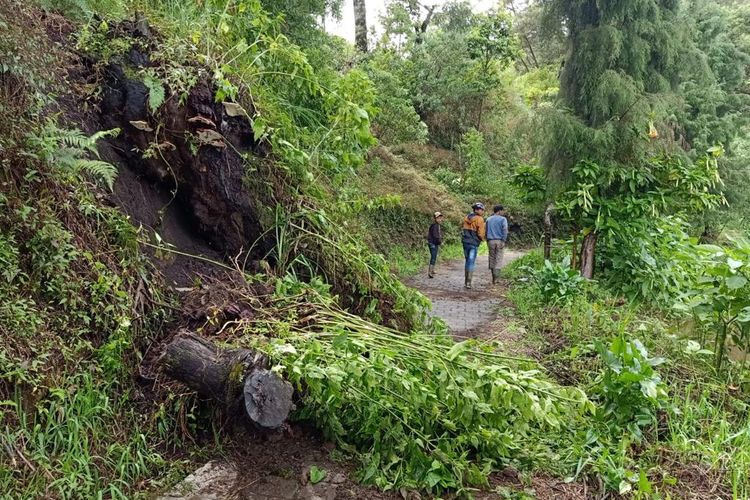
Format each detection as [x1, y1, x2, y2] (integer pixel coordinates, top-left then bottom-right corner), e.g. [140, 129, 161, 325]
[434, 211, 443, 218]
[472, 202, 485, 210]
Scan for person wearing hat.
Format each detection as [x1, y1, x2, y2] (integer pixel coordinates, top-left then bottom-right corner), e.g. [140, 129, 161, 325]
[486, 205, 508, 284]
[461, 202, 486, 289]
[426, 212, 444, 278]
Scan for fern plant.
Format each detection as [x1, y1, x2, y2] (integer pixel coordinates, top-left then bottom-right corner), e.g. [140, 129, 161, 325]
[26, 119, 121, 189]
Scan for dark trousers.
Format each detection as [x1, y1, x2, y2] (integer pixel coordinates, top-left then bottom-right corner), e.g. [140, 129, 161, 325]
[428, 243, 439, 265]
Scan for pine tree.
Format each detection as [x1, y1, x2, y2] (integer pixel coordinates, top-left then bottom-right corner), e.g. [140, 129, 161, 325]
[542, 0, 748, 165]
[542, 0, 688, 170]
[540, 0, 729, 278]
[678, 0, 750, 152]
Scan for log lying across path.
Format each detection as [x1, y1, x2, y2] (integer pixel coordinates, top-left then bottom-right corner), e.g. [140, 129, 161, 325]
[160, 332, 294, 429]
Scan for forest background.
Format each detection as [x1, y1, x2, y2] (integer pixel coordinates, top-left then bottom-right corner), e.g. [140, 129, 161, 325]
[1, 0, 750, 498]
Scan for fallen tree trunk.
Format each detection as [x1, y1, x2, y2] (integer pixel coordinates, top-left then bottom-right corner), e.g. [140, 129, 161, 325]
[159, 332, 293, 429]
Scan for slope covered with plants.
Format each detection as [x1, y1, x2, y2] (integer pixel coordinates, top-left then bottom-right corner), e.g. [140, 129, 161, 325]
[2, 0, 750, 498]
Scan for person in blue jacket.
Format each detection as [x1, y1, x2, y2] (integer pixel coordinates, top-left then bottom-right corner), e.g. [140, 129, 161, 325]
[485, 205, 508, 284]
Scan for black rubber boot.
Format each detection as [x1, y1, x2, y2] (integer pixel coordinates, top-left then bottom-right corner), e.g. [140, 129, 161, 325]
[428, 265, 435, 278]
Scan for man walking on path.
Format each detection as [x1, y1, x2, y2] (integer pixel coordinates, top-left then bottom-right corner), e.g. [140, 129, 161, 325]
[486, 205, 508, 284]
[427, 212, 444, 278]
[461, 202, 486, 289]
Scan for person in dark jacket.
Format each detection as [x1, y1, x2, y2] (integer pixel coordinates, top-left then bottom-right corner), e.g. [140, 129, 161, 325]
[427, 212, 444, 278]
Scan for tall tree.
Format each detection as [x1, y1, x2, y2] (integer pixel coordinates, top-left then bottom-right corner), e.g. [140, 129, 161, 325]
[353, 0, 368, 51]
[466, 11, 520, 127]
[540, 0, 713, 278]
[553, 0, 684, 128]
[506, 0, 565, 70]
[678, 0, 750, 152]
[376, 4, 520, 145]
[379, 0, 440, 51]
[262, 0, 342, 42]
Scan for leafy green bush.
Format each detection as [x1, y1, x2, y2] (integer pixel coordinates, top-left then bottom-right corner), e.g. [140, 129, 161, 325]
[249, 276, 589, 494]
[513, 65, 559, 106]
[531, 257, 585, 304]
[433, 166, 464, 193]
[552, 148, 723, 285]
[594, 334, 667, 439]
[364, 52, 428, 145]
[601, 217, 705, 305]
[511, 164, 546, 204]
[676, 238, 750, 372]
[459, 128, 492, 195]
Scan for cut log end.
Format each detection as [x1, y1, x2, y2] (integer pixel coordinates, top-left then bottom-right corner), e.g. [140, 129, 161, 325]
[160, 332, 293, 429]
[244, 370, 294, 429]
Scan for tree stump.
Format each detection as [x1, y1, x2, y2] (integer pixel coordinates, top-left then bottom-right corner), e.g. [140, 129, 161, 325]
[543, 202, 554, 261]
[159, 332, 293, 429]
[580, 231, 598, 279]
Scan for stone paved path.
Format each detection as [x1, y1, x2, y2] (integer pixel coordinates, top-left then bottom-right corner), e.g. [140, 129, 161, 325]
[406, 250, 526, 338]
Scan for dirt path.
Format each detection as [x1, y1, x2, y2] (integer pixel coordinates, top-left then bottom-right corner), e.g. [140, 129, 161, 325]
[406, 250, 526, 339]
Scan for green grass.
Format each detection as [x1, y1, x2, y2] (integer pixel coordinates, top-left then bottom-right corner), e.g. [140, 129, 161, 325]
[2, 372, 167, 499]
[666, 384, 750, 498]
[0, 83, 189, 496]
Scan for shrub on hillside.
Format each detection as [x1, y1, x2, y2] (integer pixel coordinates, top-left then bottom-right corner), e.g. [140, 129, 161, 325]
[600, 217, 704, 306]
[364, 53, 428, 145]
[531, 257, 585, 304]
[594, 334, 668, 440]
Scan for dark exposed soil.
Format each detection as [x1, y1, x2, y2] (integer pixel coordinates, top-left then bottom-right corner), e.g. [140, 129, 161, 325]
[98, 67, 272, 260]
[65, 18, 284, 286]
[653, 448, 732, 500]
[225, 425, 401, 500]
[477, 468, 598, 499]
[108, 155, 228, 285]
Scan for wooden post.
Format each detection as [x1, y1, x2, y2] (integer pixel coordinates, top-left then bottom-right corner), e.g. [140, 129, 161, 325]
[543, 203, 553, 261]
[580, 231, 598, 279]
[570, 232, 578, 270]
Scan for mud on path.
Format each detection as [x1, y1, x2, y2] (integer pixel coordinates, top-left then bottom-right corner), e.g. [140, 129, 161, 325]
[406, 250, 527, 340]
